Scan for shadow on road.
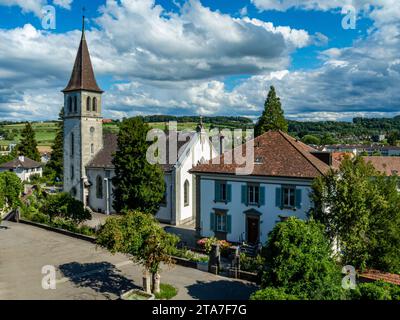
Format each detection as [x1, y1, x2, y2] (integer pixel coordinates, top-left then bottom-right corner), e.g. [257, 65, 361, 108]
[186, 279, 258, 300]
[59, 261, 139, 297]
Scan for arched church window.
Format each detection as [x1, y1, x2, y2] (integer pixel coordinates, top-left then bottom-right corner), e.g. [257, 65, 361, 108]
[184, 179, 189, 207]
[86, 96, 91, 111]
[96, 175, 103, 199]
[68, 96, 72, 113]
[93, 97, 97, 112]
[74, 96, 78, 113]
[90, 143, 94, 154]
[71, 133, 74, 156]
[71, 165, 74, 180]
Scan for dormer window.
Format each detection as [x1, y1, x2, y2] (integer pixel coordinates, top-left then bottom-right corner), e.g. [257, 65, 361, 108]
[255, 156, 263, 164]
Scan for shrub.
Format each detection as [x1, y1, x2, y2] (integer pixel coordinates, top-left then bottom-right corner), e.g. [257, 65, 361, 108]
[239, 253, 265, 273]
[250, 287, 299, 300]
[262, 217, 343, 300]
[197, 237, 231, 254]
[350, 281, 400, 300]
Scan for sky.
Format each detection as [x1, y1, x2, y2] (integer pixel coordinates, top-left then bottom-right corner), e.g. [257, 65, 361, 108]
[0, 0, 399, 122]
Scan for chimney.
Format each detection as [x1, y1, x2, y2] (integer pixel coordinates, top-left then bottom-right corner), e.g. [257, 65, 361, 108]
[18, 155, 25, 162]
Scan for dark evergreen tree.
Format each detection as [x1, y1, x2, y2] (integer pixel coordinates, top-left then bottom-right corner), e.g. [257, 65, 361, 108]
[16, 122, 40, 161]
[254, 86, 288, 136]
[112, 117, 165, 214]
[44, 108, 64, 182]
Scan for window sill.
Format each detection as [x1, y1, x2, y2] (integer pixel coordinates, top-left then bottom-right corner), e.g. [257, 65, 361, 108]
[214, 200, 228, 204]
[280, 206, 297, 211]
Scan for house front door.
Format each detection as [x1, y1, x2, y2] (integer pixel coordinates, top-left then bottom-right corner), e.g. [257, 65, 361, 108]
[247, 216, 259, 245]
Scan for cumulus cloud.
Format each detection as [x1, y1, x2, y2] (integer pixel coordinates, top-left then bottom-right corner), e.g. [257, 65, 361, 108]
[53, 0, 72, 10]
[93, 0, 311, 80]
[0, 0, 73, 17]
[0, 0, 398, 122]
[0, 0, 315, 120]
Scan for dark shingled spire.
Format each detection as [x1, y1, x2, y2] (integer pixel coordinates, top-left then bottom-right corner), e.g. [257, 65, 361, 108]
[62, 15, 103, 93]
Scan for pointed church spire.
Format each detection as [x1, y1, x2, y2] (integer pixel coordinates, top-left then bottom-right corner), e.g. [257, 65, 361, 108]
[62, 14, 103, 93]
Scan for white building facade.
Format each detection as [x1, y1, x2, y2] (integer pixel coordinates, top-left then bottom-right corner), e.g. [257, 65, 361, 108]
[191, 130, 331, 245]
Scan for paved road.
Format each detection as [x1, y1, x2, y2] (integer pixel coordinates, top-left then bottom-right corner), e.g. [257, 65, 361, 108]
[0, 221, 257, 300]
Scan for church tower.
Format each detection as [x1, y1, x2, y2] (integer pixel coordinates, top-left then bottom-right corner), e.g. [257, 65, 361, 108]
[62, 17, 103, 204]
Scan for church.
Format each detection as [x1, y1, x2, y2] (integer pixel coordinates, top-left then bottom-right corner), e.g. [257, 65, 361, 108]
[62, 21, 216, 225]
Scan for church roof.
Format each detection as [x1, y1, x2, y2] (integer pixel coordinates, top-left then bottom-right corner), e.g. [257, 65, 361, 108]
[86, 133, 117, 169]
[62, 22, 103, 93]
[86, 132, 195, 172]
[190, 130, 330, 179]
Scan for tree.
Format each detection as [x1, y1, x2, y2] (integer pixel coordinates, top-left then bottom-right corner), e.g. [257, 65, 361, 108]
[254, 86, 288, 136]
[387, 130, 399, 146]
[16, 122, 40, 161]
[112, 117, 165, 214]
[258, 217, 343, 300]
[250, 287, 299, 300]
[320, 133, 339, 145]
[97, 211, 179, 294]
[44, 108, 64, 182]
[310, 157, 400, 273]
[0, 171, 22, 211]
[301, 134, 321, 145]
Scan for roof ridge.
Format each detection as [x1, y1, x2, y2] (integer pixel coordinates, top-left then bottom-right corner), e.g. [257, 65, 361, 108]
[277, 130, 329, 175]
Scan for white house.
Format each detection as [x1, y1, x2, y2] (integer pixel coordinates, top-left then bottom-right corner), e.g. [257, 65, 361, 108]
[0, 156, 43, 181]
[190, 130, 331, 245]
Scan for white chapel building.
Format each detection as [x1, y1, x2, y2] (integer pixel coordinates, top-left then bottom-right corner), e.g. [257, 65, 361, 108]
[62, 21, 216, 225]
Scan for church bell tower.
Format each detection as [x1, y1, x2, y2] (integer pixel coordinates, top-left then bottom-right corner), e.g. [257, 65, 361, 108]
[62, 16, 103, 204]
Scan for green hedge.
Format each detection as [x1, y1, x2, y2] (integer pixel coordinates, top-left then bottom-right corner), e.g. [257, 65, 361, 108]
[350, 281, 400, 300]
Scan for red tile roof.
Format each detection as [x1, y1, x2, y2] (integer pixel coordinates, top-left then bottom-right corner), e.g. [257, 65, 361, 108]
[360, 269, 400, 286]
[363, 156, 400, 176]
[0, 156, 42, 169]
[190, 130, 330, 178]
[62, 29, 103, 93]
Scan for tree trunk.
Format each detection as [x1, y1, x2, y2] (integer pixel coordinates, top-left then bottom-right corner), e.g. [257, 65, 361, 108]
[152, 272, 160, 294]
[142, 269, 151, 294]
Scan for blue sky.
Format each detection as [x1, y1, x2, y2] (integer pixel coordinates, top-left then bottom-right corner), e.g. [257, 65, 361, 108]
[0, 0, 399, 121]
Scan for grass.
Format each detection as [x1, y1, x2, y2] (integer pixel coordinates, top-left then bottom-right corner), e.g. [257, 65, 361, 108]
[0, 120, 248, 148]
[154, 283, 178, 300]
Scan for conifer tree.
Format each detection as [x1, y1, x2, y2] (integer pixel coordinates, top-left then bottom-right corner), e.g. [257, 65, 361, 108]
[254, 86, 288, 136]
[44, 108, 64, 182]
[16, 122, 40, 161]
[112, 117, 165, 214]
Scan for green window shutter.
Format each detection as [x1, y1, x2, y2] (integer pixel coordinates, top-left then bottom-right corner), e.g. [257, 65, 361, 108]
[275, 187, 282, 207]
[214, 181, 219, 202]
[227, 184, 232, 202]
[226, 215, 232, 233]
[295, 189, 302, 209]
[241, 185, 248, 205]
[210, 212, 216, 231]
[259, 186, 265, 206]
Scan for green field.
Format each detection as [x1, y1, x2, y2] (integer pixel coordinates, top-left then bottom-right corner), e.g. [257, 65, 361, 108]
[0, 121, 225, 148]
